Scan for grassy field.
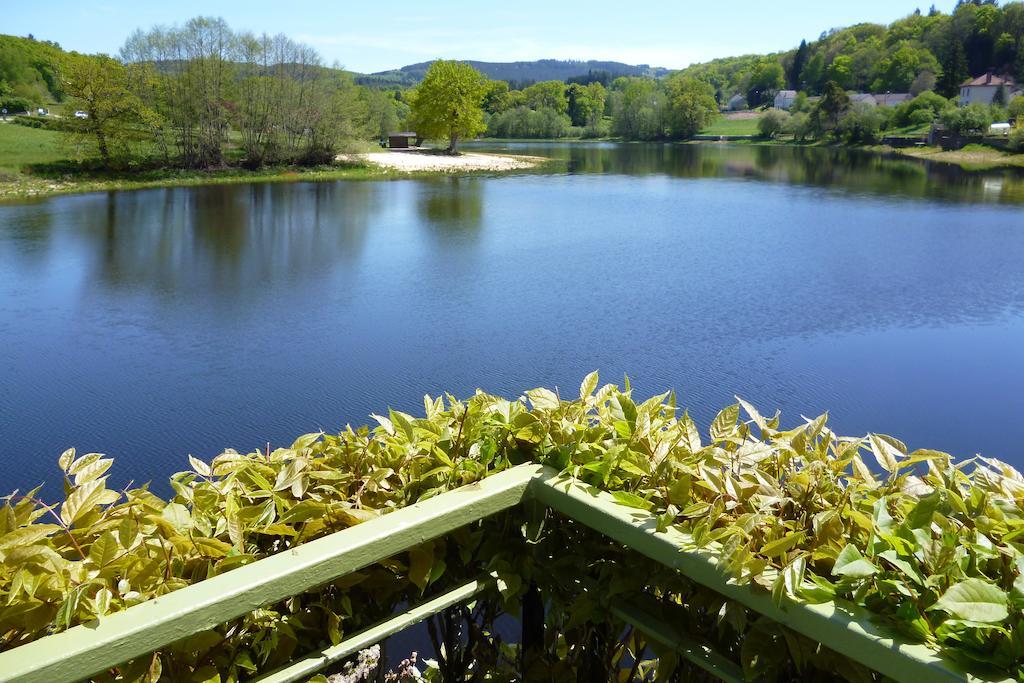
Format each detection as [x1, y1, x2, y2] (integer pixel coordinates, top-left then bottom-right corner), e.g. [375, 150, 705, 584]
[699, 114, 761, 136]
[700, 116, 932, 139]
[0, 122, 68, 174]
[885, 123, 931, 136]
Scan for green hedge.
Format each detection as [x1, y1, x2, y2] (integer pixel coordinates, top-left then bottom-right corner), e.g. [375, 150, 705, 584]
[0, 98, 35, 115]
[11, 115, 70, 131]
[1, 374, 1022, 680]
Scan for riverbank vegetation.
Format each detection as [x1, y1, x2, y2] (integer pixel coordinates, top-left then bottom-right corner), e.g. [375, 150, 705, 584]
[4, 2, 1024, 199]
[1, 377, 1023, 680]
[757, 86, 1018, 144]
[475, 73, 719, 142]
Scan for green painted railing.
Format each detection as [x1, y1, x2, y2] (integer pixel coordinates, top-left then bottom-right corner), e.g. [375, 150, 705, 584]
[0, 465, 1004, 683]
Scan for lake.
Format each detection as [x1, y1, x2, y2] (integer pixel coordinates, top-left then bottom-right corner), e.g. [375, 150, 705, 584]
[2, 142, 1024, 495]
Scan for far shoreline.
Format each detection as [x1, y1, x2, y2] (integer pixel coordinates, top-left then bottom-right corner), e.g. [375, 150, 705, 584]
[0, 151, 551, 204]
[477, 136, 1024, 172]
[3, 139, 1023, 204]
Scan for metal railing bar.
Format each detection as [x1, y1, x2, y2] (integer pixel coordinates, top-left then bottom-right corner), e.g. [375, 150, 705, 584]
[527, 467, 1002, 683]
[0, 464, 543, 683]
[253, 574, 496, 683]
[609, 595, 744, 683]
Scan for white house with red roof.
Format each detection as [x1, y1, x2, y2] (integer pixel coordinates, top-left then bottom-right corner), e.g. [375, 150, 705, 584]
[959, 73, 1021, 106]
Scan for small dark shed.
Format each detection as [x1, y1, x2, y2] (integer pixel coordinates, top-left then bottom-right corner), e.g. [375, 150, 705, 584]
[387, 132, 418, 149]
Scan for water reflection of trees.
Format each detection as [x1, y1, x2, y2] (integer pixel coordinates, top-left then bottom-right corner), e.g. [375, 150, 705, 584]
[0, 201, 55, 265]
[74, 182, 381, 295]
[417, 177, 484, 237]
[480, 141, 1024, 204]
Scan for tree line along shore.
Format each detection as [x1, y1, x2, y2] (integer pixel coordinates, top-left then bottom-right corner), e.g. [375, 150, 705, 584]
[2, 3, 1024, 200]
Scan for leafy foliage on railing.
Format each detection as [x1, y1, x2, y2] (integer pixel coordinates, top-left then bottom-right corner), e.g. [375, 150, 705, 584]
[0, 393, 524, 681]
[515, 373, 1024, 678]
[1, 373, 1022, 680]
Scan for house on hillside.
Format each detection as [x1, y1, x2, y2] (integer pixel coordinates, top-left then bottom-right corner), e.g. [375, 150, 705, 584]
[849, 93, 877, 106]
[846, 93, 909, 107]
[774, 90, 797, 110]
[959, 74, 1021, 106]
[726, 94, 747, 111]
[873, 93, 911, 107]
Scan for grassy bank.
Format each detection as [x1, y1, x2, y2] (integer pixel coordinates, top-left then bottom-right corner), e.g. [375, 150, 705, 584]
[686, 123, 1024, 171]
[882, 143, 1024, 171]
[0, 122, 68, 174]
[0, 163, 402, 203]
[0, 124, 551, 203]
[727, 137, 1024, 170]
[4, 122, 1022, 203]
[693, 112, 1024, 170]
[699, 114, 761, 136]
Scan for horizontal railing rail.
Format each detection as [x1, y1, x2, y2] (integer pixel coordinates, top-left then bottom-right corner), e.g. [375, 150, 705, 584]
[610, 594, 745, 683]
[0, 466, 539, 683]
[253, 575, 497, 683]
[0, 464, 1006, 683]
[529, 469, 997, 683]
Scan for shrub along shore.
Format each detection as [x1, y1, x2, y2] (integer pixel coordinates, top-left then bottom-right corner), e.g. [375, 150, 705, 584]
[1, 375, 1022, 680]
[0, 155, 546, 203]
[3, 124, 1021, 204]
[0, 122, 548, 202]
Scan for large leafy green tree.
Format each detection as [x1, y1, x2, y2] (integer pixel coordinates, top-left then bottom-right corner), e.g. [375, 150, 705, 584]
[482, 79, 512, 114]
[566, 82, 606, 127]
[871, 43, 941, 93]
[610, 77, 665, 140]
[522, 80, 568, 114]
[408, 60, 487, 153]
[58, 53, 154, 168]
[665, 75, 718, 139]
[812, 81, 851, 136]
[825, 55, 854, 90]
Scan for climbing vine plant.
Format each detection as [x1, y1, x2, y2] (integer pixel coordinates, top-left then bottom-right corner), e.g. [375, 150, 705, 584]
[1, 373, 1022, 681]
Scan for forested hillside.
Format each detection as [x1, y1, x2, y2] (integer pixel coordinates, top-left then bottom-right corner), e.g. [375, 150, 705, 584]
[682, 1, 1024, 106]
[357, 59, 669, 88]
[0, 34, 66, 109]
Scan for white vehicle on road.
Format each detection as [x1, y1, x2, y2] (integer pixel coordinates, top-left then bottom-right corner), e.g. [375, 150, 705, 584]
[74, 110, 89, 119]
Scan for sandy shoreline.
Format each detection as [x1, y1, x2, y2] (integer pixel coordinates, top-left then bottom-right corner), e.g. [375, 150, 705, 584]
[338, 150, 542, 173]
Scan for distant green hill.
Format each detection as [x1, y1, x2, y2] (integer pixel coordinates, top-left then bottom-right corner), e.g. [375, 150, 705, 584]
[0, 34, 67, 105]
[356, 59, 670, 88]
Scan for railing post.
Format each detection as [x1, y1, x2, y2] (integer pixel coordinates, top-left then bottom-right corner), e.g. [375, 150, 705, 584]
[576, 622, 611, 683]
[521, 580, 545, 675]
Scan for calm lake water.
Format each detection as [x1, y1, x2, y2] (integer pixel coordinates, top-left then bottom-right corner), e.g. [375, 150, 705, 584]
[2, 142, 1024, 494]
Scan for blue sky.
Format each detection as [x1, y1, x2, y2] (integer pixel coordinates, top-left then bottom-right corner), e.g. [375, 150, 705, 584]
[6, 1, 959, 73]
